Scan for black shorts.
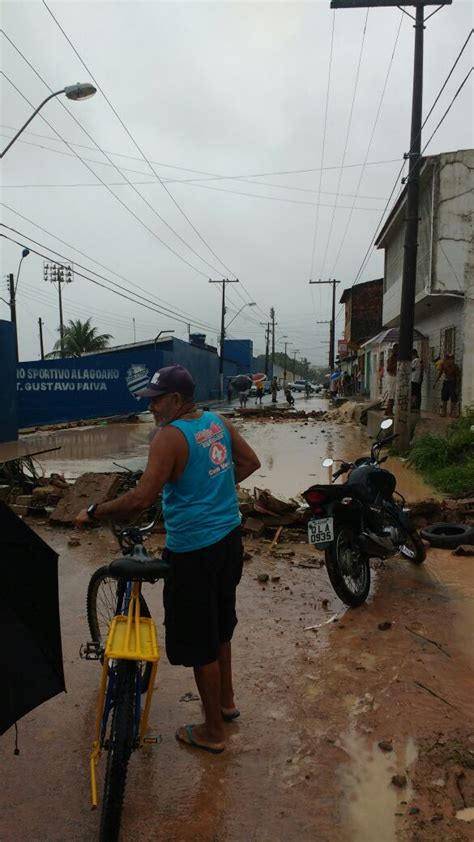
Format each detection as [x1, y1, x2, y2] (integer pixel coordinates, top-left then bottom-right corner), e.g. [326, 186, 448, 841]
[441, 380, 457, 403]
[163, 526, 243, 667]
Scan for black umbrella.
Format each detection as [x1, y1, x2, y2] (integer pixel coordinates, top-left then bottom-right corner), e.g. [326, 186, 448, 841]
[231, 374, 252, 391]
[0, 502, 65, 736]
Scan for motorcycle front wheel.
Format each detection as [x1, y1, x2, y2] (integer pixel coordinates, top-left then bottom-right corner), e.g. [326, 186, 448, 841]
[325, 526, 371, 607]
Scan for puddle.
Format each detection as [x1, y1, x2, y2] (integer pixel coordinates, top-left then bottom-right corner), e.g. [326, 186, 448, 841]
[340, 729, 417, 842]
[22, 406, 435, 503]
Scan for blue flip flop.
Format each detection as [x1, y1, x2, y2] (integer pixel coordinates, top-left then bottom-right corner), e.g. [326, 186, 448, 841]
[176, 724, 225, 755]
[222, 708, 240, 722]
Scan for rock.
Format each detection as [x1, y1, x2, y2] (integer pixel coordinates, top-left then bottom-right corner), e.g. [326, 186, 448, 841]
[322, 599, 329, 607]
[49, 472, 122, 525]
[243, 516, 265, 537]
[68, 537, 81, 547]
[378, 740, 393, 752]
[391, 775, 407, 788]
[452, 545, 474, 556]
[378, 621, 393, 631]
[430, 814, 443, 822]
[257, 573, 269, 583]
[243, 551, 252, 561]
[32, 485, 63, 501]
[271, 575, 281, 582]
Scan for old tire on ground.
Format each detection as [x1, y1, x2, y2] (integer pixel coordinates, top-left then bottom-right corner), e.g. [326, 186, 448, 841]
[100, 660, 136, 842]
[420, 522, 474, 549]
[87, 565, 152, 693]
[324, 526, 371, 607]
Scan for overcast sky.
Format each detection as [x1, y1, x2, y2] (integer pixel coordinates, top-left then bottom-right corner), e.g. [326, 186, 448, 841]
[1, 0, 472, 366]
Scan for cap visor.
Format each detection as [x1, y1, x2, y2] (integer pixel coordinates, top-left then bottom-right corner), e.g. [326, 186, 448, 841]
[134, 387, 166, 398]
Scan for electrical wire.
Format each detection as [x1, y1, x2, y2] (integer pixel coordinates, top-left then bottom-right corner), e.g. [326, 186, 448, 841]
[42, 0, 238, 282]
[318, 8, 370, 281]
[1, 205, 221, 328]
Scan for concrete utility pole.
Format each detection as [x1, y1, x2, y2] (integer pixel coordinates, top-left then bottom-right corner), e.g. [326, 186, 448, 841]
[282, 340, 292, 387]
[309, 279, 340, 371]
[270, 307, 276, 377]
[331, 0, 452, 452]
[38, 317, 44, 360]
[209, 278, 239, 399]
[261, 322, 271, 376]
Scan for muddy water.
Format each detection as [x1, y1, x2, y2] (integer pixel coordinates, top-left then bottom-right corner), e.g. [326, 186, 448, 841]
[31, 410, 434, 503]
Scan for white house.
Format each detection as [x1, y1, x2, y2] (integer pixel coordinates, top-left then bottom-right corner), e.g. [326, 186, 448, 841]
[374, 148, 473, 413]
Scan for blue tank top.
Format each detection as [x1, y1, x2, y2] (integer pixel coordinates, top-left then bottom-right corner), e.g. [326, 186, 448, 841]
[162, 411, 241, 552]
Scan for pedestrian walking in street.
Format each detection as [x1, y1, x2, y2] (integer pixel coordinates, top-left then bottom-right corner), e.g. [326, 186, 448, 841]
[411, 349, 423, 412]
[239, 388, 249, 409]
[436, 352, 461, 416]
[384, 343, 398, 416]
[75, 364, 260, 755]
[255, 380, 264, 406]
[271, 376, 279, 404]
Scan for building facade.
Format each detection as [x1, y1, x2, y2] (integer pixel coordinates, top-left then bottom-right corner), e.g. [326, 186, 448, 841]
[375, 148, 473, 412]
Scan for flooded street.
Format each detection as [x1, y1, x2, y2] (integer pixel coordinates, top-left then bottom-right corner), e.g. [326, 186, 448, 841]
[2, 402, 473, 841]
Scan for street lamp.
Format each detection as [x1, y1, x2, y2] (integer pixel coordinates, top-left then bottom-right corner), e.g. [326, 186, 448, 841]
[154, 329, 175, 350]
[225, 302, 256, 330]
[0, 83, 97, 158]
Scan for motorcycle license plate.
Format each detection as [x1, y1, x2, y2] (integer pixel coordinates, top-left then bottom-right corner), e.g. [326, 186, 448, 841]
[308, 517, 334, 545]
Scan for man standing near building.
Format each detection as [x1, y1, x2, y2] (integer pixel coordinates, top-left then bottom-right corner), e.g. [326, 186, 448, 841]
[384, 342, 398, 417]
[436, 352, 461, 417]
[75, 364, 260, 755]
[270, 376, 279, 404]
[411, 349, 424, 412]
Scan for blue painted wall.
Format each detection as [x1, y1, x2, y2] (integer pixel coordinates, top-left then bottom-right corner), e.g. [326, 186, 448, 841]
[16, 337, 239, 428]
[223, 339, 253, 372]
[0, 320, 18, 442]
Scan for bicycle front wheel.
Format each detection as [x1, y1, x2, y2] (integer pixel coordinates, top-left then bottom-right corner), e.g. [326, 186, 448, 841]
[100, 660, 137, 842]
[87, 566, 153, 693]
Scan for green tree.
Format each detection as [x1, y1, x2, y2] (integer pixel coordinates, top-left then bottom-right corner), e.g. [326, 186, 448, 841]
[50, 318, 113, 357]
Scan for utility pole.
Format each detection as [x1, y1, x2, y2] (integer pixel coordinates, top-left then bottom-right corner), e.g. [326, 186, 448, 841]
[260, 322, 270, 376]
[43, 262, 73, 358]
[309, 279, 340, 371]
[132, 317, 136, 344]
[209, 278, 239, 399]
[283, 340, 291, 387]
[330, 0, 452, 452]
[38, 317, 44, 360]
[8, 273, 18, 361]
[270, 307, 276, 378]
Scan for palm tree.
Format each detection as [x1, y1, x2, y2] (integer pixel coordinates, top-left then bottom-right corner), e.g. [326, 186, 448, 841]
[50, 318, 113, 357]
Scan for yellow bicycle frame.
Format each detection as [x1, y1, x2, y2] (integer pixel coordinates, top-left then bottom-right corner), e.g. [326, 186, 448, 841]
[89, 581, 160, 808]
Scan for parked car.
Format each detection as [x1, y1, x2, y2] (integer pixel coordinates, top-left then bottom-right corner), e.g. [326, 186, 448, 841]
[290, 380, 314, 393]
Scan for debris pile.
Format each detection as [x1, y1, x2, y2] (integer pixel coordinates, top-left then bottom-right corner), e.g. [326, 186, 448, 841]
[240, 487, 309, 534]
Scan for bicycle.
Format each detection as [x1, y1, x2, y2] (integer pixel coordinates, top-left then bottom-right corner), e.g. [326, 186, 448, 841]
[81, 511, 169, 841]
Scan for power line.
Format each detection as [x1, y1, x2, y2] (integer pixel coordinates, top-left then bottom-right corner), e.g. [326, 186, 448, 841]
[0, 42, 231, 279]
[1, 206, 220, 328]
[318, 8, 370, 281]
[41, 0, 239, 282]
[328, 10, 404, 277]
[1, 230, 221, 333]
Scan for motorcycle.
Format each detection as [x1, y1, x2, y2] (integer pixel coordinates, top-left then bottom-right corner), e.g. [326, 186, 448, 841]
[302, 419, 426, 607]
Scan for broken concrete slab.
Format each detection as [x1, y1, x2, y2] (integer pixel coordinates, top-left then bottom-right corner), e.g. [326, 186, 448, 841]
[242, 516, 265, 537]
[49, 472, 122, 525]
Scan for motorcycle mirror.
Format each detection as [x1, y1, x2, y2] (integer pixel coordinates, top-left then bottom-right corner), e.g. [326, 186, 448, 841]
[380, 418, 393, 431]
[322, 458, 334, 468]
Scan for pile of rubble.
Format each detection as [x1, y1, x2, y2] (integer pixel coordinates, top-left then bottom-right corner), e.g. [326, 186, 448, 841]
[407, 497, 474, 528]
[238, 487, 309, 536]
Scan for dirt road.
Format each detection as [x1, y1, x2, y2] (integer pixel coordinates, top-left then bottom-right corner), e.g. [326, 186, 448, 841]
[2, 409, 473, 840]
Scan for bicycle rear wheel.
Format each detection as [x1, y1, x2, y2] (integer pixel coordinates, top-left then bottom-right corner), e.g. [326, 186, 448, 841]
[87, 566, 153, 693]
[100, 660, 137, 842]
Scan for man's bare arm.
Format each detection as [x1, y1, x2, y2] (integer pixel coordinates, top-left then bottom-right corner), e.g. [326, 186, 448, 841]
[76, 427, 179, 523]
[221, 416, 260, 483]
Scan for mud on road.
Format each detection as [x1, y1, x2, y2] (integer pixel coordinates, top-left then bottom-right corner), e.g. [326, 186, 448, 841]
[1, 522, 473, 842]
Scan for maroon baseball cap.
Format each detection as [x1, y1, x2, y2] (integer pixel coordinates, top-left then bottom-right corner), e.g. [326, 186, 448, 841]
[135, 364, 195, 398]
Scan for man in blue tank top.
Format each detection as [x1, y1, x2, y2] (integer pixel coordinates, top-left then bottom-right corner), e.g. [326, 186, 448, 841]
[75, 364, 260, 755]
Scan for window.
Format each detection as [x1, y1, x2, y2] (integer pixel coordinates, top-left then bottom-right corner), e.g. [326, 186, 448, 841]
[440, 326, 456, 358]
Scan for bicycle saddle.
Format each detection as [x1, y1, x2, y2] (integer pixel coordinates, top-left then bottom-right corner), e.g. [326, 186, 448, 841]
[108, 546, 170, 582]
